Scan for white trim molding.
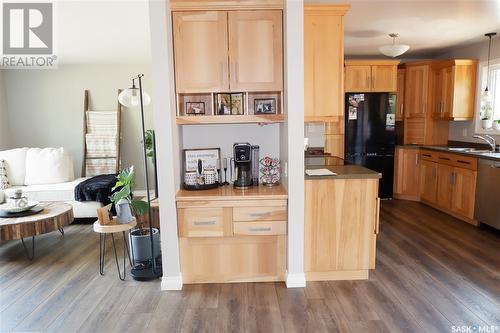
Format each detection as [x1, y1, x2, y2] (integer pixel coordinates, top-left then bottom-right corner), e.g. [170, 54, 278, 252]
[161, 275, 184, 291]
[285, 271, 306, 288]
[475, 58, 500, 135]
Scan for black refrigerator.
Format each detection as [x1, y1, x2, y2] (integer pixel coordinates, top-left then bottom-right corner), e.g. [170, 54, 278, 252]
[345, 93, 397, 199]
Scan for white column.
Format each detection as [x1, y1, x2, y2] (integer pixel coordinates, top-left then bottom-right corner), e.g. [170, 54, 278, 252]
[148, 0, 183, 290]
[284, 0, 306, 288]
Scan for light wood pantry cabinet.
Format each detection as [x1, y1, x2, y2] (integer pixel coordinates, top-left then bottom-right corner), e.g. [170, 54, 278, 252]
[418, 149, 478, 224]
[431, 59, 478, 120]
[404, 64, 429, 119]
[176, 185, 287, 283]
[304, 4, 349, 121]
[305, 177, 380, 281]
[393, 147, 420, 201]
[396, 68, 405, 121]
[344, 60, 399, 93]
[228, 11, 282, 92]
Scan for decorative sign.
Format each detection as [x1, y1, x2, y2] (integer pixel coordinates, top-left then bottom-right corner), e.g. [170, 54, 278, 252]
[184, 148, 220, 171]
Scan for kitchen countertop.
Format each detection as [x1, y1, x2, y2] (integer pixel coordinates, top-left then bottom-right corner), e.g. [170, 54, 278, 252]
[397, 144, 500, 162]
[304, 165, 381, 180]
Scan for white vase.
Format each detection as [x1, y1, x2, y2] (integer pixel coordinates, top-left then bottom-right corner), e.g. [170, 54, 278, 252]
[482, 119, 493, 130]
[116, 198, 133, 224]
[493, 121, 500, 131]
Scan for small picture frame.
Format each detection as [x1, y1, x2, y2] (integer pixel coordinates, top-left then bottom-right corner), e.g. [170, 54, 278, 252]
[215, 93, 245, 115]
[186, 102, 205, 115]
[254, 98, 276, 114]
[183, 148, 221, 172]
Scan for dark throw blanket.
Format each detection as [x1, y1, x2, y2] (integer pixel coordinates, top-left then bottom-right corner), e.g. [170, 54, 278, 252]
[75, 174, 117, 205]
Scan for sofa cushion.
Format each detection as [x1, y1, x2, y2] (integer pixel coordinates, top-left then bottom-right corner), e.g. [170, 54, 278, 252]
[25, 148, 75, 185]
[0, 160, 10, 189]
[0, 148, 28, 185]
[5, 177, 88, 202]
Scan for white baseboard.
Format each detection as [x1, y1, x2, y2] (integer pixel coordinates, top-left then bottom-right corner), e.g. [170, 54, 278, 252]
[160, 274, 183, 290]
[285, 271, 306, 288]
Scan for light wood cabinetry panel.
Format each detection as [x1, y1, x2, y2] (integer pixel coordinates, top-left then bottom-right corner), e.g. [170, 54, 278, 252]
[420, 160, 438, 203]
[304, 5, 348, 120]
[178, 207, 232, 237]
[304, 178, 379, 279]
[233, 206, 287, 221]
[324, 134, 344, 158]
[372, 65, 398, 92]
[405, 64, 428, 119]
[173, 11, 229, 93]
[452, 168, 476, 220]
[393, 147, 420, 200]
[228, 10, 282, 91]
[179, 235, 286, 283]
[344, 66, 371, 92]
[233, 221, 287, 235]
[436, 163, 454, 210]
[396, 68, 405, 121]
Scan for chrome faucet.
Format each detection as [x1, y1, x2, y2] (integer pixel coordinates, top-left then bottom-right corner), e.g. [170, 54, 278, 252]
[473, 134, 497, 152]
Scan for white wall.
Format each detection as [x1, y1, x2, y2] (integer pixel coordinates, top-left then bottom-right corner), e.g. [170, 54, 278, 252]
[304, 123, 324, 148]
[0, 71, 11, 149]
[2, 64, 154, 189]
[437, 38, 500, 143]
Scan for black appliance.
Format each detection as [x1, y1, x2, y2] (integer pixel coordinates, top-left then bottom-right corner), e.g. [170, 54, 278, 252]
[345, 93, 396, 199]
[233, 143, 253, 188]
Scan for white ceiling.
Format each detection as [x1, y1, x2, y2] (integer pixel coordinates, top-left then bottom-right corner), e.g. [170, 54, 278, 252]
[55, 0, 500, 63]
[56, 0, 150, 64]
[328, 0, 500, 57]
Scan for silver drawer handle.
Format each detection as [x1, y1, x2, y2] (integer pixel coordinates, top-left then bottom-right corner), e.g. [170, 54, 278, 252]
[193, 221, 216, 225]
[249, 227, 272, 232]
[250, 212, 271, 217]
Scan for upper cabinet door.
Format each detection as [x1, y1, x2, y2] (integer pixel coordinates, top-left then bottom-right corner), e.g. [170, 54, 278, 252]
[396, 68, 405, 121]
[173, 11, 229, 93]
[371, 65, 397, 92]
[344, 66, 371, 92]
[405, 65, 428, 118]
[228, 11, 283, 92]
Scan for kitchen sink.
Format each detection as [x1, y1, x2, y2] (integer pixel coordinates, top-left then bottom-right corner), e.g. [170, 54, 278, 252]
[446, 147, 494, 154]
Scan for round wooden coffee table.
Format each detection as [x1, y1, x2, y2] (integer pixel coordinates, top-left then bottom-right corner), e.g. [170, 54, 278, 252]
[0, 202, 74, 260]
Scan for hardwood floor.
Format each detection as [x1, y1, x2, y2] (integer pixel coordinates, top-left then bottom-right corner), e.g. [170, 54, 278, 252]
[0, 200, 499, 332]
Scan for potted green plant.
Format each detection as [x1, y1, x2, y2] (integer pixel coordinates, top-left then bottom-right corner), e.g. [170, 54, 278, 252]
[494, 119, 500, 131]
[111, 166, 161, 263]
[481, 103, 493, 129]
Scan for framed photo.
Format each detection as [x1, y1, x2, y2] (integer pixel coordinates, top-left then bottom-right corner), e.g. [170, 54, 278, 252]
[186, 102, 205, 115]
[254, 98, 276, 114]
[216, 93, 231, 115]
[215, 93, 245, 115]
[230, 93, 244, 115]
[183, 148, 221, 172]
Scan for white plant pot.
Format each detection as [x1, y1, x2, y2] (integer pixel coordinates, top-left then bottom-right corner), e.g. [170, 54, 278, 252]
[482, 119, 493, 130]
[493, 121, 500, 131]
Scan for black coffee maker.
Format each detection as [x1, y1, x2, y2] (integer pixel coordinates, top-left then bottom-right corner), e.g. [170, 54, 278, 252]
[233, 143, 253, 188]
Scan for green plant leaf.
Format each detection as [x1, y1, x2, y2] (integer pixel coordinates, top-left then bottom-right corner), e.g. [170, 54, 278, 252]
[131, 200, 149, 216]
[110, 184, 131, 203]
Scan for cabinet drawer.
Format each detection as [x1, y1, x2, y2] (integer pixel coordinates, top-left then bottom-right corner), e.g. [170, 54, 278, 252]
[233, 206, 287, 222]
[233, 221, 287, 236]
[420, 150, 438, 162]
[437, 152, 477, 170]
[178, 207, 232, 237]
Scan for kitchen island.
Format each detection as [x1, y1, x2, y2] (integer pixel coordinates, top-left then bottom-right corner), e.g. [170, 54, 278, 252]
[304, 165, 381, 281]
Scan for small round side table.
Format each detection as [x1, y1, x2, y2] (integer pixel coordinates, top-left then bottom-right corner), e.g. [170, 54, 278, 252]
[93, 218, 136, 281]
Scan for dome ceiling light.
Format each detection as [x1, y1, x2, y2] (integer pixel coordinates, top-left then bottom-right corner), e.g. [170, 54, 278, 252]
[379, 33, 410, 58]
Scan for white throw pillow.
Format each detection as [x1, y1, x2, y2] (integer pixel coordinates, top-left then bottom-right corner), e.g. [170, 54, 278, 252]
[25, 148, 75, 185]
[0, 148, 28, 185]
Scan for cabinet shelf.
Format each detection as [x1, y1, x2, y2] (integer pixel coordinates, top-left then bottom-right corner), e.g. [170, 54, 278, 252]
[176, 114, 285, 125]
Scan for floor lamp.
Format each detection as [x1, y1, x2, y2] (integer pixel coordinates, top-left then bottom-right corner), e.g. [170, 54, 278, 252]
[118, 74, 162, 281]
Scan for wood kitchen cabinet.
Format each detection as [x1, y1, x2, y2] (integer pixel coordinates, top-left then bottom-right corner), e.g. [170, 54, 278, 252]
[405, 64, 429, 119]
[228, 10, 283, 92]
[432, 60, 478, 120]
[173, 10, 282, 93]
[304, 4, 349, 121]
[393, 147, 420, 201]
[173, 11, 229, 93]
[395, 68, 405, 121]
[417, 149, 478, 224]
[344, 60, 399, 93]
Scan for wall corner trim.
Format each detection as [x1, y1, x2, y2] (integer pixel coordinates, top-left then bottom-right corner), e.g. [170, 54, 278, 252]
[285, 271, 306, 288]
[161, 275, 184, 291]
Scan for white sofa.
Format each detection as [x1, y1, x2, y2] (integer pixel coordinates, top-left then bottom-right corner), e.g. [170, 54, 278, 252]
[0, 147, 102, 218]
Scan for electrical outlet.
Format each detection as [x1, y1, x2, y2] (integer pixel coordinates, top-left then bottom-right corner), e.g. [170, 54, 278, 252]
[462, 128, 468, 137]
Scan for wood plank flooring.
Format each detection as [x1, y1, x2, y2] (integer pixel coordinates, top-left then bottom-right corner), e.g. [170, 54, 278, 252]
[0, 200, 499, 332]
